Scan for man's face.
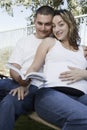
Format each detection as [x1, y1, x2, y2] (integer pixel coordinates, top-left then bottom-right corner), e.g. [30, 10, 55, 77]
[34, 14, 53, 39]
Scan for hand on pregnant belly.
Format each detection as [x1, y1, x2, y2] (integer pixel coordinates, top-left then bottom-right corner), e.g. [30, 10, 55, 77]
[59, 66, 86, 84]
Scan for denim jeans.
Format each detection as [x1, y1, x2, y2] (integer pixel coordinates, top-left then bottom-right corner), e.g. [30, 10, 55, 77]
[35, 88, 87, 130]
[0, 79, 19, 100]
[0, 78, 38, 130]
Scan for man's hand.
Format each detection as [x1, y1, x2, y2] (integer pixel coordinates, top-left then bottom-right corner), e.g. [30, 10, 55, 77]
[18, 76, 31, 87]
[83, 46, 87, 59]
[9, 86, 29, 100]
[59, 66, 87, 84]
[9, 63, 31, 86]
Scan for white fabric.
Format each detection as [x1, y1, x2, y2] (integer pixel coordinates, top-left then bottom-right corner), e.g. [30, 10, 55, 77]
[8, 34, 43, 86]
[43, 40, 87, 94]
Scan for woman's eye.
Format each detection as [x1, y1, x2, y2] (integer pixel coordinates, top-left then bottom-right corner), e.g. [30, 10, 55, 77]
[59, 23, 64, 27]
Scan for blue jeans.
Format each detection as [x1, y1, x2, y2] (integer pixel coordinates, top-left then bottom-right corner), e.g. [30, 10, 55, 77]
[35, 88, 87, 130]
[0, 79, 19, 101]
[0, 79, 38, 130]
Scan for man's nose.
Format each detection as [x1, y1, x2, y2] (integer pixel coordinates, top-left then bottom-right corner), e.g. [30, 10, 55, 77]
[41, 25, 45, 30]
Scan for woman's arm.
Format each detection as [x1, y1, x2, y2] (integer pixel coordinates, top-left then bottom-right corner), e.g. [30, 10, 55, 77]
[26, 38, 55, 75]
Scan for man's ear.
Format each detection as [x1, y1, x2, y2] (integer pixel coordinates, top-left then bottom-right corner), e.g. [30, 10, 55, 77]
[82, 45, 87, 50]
[34, 17, 36, 24]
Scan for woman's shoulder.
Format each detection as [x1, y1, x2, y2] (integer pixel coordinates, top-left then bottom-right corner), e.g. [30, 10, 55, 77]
[40, 37, 57, 51]
[38, 37, 57, 51]
[42, 37, 56, 45]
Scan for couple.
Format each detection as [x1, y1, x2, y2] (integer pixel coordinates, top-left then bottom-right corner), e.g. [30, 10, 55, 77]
[23, 9, 87, 130]
[0, 6, 87, 130]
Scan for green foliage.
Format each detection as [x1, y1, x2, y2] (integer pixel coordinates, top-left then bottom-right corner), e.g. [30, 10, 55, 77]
[0, 0, 87, 24]
[0, 0, 62, 16]
[80, 0, 87, 14]
[68, 0, 87, 16]
[0, 0, 13, 16]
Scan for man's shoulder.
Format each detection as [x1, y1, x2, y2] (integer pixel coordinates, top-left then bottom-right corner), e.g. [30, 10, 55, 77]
[20, 34, 34, 40]
[16, 34, 35, 44]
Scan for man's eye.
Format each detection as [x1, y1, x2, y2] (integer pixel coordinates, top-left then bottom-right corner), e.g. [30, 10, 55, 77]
[46, 23, 51, 26]
[52, 25, 56, 28]
[38, 23, 42, 25]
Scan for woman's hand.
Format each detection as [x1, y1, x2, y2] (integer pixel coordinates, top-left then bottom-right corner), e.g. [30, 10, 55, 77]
[9, 86, 29, 100]
[59, 66, 87, 84]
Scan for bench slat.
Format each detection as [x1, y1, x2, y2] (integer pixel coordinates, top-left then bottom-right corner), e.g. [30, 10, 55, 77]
[29, 112, 60, 130]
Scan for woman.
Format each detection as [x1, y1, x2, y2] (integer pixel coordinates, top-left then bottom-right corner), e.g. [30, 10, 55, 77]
[27, 9, 87, 95]
[25, 9, 87, 130]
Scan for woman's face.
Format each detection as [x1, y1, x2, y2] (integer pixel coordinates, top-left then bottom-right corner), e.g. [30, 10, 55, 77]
[52, 15, 69, 42]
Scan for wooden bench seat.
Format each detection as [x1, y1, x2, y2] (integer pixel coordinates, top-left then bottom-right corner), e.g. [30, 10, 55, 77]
[29, 112, 60, 130]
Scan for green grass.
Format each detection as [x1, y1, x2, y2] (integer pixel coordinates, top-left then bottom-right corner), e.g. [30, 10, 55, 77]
[14, 115, 54, 130]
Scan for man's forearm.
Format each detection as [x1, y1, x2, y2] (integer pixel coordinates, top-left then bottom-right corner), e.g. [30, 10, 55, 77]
[10, 70, 31, 87]
[83, 70, 87, 80]
[10, 69, 20, 83]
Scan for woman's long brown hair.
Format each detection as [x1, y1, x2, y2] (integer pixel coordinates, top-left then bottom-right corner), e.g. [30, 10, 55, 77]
[53, 9, 81, 50]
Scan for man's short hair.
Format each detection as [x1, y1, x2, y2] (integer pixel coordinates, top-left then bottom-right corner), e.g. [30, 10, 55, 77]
[35, 5, 54, 17]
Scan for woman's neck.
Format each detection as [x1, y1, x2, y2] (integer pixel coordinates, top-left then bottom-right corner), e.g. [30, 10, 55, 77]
[61, 41, 76, 51]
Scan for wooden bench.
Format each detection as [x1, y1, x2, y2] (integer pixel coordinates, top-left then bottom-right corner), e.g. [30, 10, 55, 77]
[29, 112, 60, 130]
[0, 74, 60, 130]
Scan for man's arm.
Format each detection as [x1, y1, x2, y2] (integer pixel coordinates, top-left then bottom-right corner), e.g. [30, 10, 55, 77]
[9, 63, 31, 100]
[59, 46, 87, 84]
[59, 66, 87, 84]
[10, 63, 21, 82]
[10, 63, 30, 86]
[82, 45, 87, 59]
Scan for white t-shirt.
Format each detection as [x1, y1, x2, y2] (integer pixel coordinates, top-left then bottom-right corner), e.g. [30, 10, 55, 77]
[43, 40, 87, 94]
[8, 34, 43, 86]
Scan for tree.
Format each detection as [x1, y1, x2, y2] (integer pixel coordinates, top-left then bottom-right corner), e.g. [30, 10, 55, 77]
[80, 0, 87, 14]
[0, 0, 63, 25]
[0, 0, 62, 16]
[0, 0, 86, 23]
[68, 0, 87, 16]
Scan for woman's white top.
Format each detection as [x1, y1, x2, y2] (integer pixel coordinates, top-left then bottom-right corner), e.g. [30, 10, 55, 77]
[43, 40, 87, 94]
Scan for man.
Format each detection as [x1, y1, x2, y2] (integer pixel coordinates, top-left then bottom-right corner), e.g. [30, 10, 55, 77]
[0, 5, 54, 130]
